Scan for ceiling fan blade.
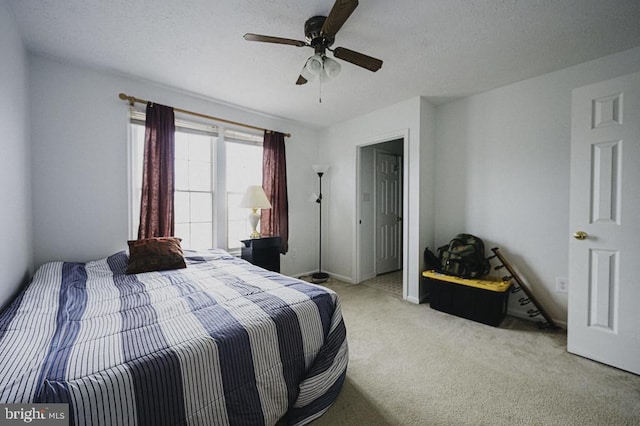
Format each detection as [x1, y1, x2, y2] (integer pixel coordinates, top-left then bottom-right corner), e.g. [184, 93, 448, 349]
[296, 75, 308, 85]
[243, 33, 306, 47]
[333, 47, 383, 72]
[321, 0, 359, 37]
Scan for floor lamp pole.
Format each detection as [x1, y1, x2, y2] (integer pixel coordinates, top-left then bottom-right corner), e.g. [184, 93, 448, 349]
[312, 171, 329, 283]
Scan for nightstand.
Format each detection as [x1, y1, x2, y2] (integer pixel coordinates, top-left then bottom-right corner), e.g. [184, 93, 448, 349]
[241, 236, 281, 272]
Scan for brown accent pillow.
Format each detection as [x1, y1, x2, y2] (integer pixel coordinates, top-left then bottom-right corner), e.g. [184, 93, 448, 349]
[126, 237, 187, 274]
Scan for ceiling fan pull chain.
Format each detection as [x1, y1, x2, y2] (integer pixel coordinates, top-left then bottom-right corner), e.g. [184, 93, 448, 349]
[319, 76, 322, 103]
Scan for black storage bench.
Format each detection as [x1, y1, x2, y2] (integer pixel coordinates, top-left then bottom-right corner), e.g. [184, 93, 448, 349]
[422, 270, 512, 326]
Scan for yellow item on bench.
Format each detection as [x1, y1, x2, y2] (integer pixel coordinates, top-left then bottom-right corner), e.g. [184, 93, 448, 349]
[422, 270, 511, 292]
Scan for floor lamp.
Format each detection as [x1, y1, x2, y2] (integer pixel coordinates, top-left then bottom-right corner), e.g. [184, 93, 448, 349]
[311, 164, 330, 283]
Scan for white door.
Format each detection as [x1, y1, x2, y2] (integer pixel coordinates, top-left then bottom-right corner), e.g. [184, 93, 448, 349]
[375, 151, 402, 274]
[568, 71, 640, 375]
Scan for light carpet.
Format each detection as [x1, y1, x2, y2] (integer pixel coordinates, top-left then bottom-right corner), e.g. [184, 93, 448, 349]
[311, 278, 640, 425]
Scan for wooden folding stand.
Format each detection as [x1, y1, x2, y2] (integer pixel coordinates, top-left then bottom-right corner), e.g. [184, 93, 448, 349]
[490, 247, 559, 330]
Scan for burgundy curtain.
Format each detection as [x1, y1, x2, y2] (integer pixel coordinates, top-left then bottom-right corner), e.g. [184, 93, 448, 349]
[261, 131, 289, 253]
[138, 102, 175, 239]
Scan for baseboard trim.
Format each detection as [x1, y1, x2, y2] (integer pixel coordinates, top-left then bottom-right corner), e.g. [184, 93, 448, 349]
[328, 272, 354, 284]
[406, 295, 421, 304]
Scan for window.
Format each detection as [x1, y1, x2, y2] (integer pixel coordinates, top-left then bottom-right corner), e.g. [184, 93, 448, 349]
[225, 137, 263, 249]
[129, 115, 263, 252]
[174, 131, 214, 250]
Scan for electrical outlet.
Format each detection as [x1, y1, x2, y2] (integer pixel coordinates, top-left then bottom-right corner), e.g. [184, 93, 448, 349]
[556, 277, 569, 293]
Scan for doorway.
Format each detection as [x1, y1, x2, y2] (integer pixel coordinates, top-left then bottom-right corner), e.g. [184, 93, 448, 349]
[356, 136, 406, 297]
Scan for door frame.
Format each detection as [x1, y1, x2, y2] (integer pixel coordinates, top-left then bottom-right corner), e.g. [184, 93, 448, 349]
[354, 130, 409, 299]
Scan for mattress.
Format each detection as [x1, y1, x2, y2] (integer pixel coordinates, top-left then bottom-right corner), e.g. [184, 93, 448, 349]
[0, 249, 348, 425]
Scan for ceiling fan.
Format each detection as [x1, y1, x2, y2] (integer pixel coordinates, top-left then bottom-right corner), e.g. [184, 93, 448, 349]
[243, 0, 383, 85]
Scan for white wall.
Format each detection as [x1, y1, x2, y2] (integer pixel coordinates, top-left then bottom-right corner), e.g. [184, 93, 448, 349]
[28, 54, 320, 277]
[0, 2, 32, 311]
[319, 96, 436, 303]
[435, 46, 640, 324]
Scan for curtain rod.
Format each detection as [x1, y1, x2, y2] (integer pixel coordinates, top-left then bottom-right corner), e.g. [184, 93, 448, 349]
[118, 93, 291, 138]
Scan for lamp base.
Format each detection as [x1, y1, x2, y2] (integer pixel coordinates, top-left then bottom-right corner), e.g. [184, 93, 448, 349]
[311, 272, 329, 284]
[248, 209, 261, 239]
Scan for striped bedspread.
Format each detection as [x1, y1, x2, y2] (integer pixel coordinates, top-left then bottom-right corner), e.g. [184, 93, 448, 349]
[0, 249, 348, 425]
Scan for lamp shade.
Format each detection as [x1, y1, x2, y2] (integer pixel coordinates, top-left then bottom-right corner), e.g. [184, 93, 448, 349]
[239, 185, 272, 209]
[300, 63, 316, 83]
[312, 164, 330, 174]
[323, 57, 341, 79]
[305, 54, 324, 76]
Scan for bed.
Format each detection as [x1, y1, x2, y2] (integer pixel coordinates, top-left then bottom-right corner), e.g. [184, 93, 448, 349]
[0, 248, 348, 425]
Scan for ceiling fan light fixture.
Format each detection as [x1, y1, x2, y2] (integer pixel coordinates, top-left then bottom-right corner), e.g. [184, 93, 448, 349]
[300, 63, 316, 83]
[305, 54, 324, 76]
[244, 0, 383, 88]
[323, 56, 341, 79]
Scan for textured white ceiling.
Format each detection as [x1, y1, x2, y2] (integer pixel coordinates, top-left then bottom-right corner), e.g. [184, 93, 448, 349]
[8, 0, 640, 128]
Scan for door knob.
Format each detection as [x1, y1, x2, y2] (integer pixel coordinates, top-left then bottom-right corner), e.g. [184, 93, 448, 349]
[573, 231, 588, 240]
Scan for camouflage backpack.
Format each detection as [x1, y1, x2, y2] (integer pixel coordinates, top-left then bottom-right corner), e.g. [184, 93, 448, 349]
[437, 233, 490, 279]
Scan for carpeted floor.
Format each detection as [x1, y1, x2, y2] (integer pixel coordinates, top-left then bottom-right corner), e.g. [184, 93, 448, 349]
[310, 277, 640, 426]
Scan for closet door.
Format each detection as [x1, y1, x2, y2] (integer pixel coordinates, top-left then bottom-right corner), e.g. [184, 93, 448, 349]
[568, 71, 640, 375]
